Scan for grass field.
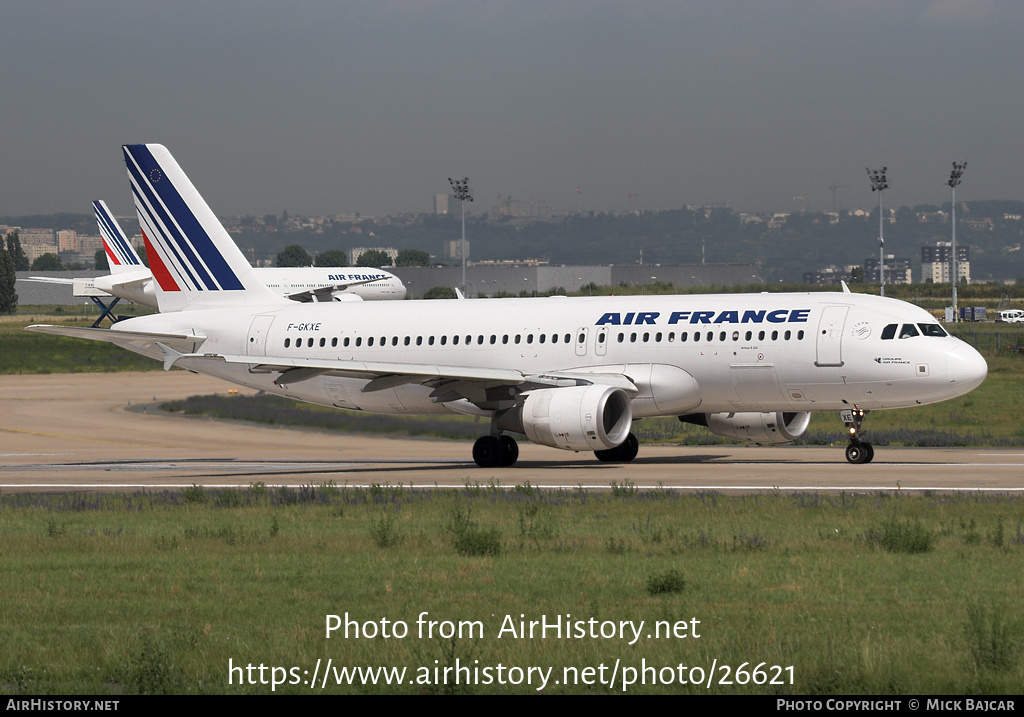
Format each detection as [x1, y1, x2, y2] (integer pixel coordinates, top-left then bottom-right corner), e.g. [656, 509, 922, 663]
[0, 487, 1022, 695]
[0, 314, 158, 374]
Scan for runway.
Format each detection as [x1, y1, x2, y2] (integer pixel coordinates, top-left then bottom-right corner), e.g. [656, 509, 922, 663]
[2, 372, 1022, 493]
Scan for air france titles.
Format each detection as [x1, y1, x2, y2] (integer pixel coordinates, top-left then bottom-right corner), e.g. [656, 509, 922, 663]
[328, 274, 385, 282]
[595, 309, 811, 326]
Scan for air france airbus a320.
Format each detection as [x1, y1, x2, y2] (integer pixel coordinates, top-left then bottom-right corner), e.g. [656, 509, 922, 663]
[29, 144, 988, 468]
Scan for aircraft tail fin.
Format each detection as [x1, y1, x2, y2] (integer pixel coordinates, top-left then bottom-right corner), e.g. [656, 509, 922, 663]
[93, 200, 143, 275]
[122, 143, 284, 312]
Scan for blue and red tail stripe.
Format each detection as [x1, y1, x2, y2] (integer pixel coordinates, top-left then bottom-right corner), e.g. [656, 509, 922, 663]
[93, 200, 141, 267]
[123, 144, 244, 292]
[142, 230, 180, 292]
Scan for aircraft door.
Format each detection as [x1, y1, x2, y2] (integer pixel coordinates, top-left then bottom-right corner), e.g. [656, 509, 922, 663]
[815, 305, 849, 367]
[595, 327, 608, 356]
[575, 327, 589, 356]
[246, 315, 275, 356]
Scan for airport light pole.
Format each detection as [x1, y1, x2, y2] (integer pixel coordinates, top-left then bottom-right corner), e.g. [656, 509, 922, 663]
[948, 161, 967, 322]
[866, 167, 889, 296]
[449, 177, 473, 296]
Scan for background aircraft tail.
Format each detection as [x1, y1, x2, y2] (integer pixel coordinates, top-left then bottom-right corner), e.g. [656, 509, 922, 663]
[93, 200, 144, 275]
[123, 143, 284, 312]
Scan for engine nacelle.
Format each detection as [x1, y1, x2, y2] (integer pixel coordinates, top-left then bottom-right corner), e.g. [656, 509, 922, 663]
[496, 385, 633, 451]
[679, 411, 811, 444]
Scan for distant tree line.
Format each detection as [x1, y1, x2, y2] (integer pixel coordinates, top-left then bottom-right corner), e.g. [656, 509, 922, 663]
[275, 245, 432, 269]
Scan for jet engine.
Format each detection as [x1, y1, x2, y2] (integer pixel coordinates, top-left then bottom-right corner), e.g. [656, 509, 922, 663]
[679, 411, 811, 444]
[495, 385, 632, 451]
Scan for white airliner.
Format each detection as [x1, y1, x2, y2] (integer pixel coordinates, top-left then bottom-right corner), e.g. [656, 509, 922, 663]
[28, 144, 988, 468]
[26, 200, 407, 309]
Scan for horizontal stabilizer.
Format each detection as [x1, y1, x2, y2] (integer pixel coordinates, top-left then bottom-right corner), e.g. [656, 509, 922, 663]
[26, 324, 205, 357]
[22, 276, 76, 285]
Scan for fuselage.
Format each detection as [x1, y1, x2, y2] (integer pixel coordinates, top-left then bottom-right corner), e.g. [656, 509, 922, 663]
[93, 266, 407, 307]
[113, 291, 987, 419]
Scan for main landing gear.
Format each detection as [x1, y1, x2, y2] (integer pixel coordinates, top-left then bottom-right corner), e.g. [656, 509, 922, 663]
[594, 432, 639, 463]
[843, 407, 874, 465]
[471, 432, 640, 467]
[472, 435, 520, 468]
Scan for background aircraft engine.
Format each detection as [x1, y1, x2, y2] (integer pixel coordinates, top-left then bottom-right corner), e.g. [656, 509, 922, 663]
[513, 385, 633, 451]
[679, 411, 812, 444]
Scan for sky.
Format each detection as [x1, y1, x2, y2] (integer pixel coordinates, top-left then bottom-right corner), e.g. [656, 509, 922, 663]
[2, 0, 1023, 219]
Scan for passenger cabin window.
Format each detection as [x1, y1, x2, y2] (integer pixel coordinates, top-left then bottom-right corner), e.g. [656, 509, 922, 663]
[881, 324, 898, 340]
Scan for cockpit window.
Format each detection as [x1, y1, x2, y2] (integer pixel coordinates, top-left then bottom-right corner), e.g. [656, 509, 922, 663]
[881, 324, 898, 340]
[918, 323, 947, 337]
[899, 324, 920, 339]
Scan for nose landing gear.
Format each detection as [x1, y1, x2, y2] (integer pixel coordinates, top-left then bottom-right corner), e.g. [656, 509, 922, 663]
[842, 407, 874, 464]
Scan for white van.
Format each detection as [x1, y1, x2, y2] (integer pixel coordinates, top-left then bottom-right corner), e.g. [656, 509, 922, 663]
[996, 309, 1024, 323]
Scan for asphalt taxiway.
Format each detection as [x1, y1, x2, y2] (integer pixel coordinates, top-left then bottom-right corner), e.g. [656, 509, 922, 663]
[2, 372, 1022, 493]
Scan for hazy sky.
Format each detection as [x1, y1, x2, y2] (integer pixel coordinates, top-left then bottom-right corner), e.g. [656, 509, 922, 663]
[2, 1, 1022, 219]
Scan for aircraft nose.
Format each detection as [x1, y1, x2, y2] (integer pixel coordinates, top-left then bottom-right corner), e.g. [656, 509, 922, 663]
[946, 342, 987, 396]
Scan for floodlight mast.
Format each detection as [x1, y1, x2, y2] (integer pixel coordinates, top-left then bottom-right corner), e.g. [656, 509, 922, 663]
[948, 161, 967, 322]
[448, 177, 474, 296]
[866, 167, 889, 296]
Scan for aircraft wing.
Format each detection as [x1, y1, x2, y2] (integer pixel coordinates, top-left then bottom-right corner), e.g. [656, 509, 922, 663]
[284, 281, 371, 303]
[166, 352, 638, 407]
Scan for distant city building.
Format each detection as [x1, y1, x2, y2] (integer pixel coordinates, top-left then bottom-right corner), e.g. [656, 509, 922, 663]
[803, 265, 857, 285]
[57, 230, 77, 252]
[16, 228, 55, 249]
[444, 240, 470, 261]
[25, 244, 56, 262]
[864, 255, 912, 285]
[55, 231, 102, 255]
[921, 241, 970, 284]
[434, 193, 465, 216]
